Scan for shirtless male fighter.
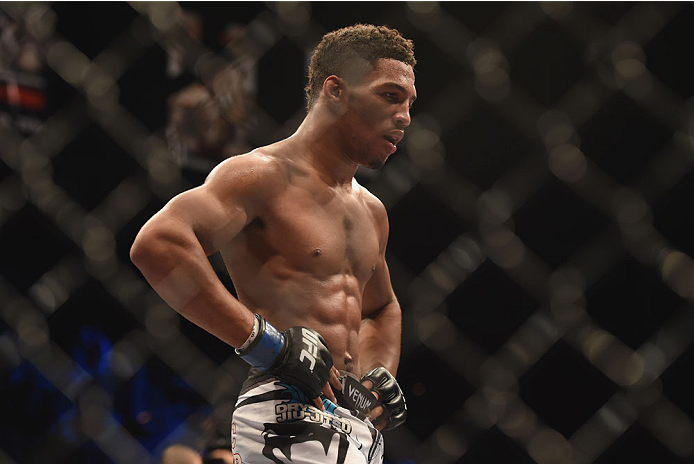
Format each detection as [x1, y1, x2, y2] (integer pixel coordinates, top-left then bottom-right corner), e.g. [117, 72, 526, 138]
[131, 24, 416, 463]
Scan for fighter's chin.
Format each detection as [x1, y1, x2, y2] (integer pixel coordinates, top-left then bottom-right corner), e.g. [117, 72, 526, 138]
[365, 158, 387, 170]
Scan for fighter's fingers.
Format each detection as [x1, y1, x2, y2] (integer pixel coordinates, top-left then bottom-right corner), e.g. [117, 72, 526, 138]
[367, 405, 384, 423]
[322, 381, 338, 405]
[372, 419, 387, 431]
[313, 396, 325, 411]
[330, 367, 342, 391]
[361, 379, 380, 401]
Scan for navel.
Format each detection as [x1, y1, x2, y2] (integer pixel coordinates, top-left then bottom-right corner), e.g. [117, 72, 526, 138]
[344, 352, 354, 372]
[312, 248, 323, 257]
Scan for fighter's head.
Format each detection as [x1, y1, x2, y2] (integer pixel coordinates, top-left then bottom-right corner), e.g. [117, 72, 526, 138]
[305, 24, 417, 169]
[305, 24, 416, 112]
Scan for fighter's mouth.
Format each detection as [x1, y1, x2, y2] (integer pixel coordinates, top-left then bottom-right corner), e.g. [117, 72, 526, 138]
[383, 134, 400, 146]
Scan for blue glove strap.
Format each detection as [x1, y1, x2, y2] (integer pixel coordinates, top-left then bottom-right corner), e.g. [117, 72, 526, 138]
[238, 318, 284, 371]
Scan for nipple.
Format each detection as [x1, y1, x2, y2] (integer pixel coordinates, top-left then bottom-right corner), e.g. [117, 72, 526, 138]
[312, 248, 322, 257]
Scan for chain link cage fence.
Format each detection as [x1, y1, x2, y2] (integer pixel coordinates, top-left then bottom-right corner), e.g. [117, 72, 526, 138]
[1, 2, 693, 463]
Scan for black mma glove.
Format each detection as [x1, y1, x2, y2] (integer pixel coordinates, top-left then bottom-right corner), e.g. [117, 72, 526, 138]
[361, 367, 407, 430]
[236, 314, 333, 399]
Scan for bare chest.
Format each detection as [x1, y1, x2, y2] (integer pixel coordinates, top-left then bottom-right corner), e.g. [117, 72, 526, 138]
[245, 186, 380, 282]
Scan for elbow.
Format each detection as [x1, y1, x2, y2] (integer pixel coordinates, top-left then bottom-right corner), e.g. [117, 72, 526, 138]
[364, 294, 400, 321]
[380, 293, 400, 314]
[130, 230, 173, 285]
[129, 236, 143, 267]
[130, 228, 157, 273]
[130, 222, 198, 280]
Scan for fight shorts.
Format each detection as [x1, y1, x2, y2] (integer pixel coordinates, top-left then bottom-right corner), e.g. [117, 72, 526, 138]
[231, 369, 384, 464]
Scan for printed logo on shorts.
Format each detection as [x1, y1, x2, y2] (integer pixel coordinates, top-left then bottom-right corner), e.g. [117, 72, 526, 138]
[275, 402, 352, 434]
[261, 382, 361, 463]
[262, 421, 349, 464]
[231, 421, 243, 463]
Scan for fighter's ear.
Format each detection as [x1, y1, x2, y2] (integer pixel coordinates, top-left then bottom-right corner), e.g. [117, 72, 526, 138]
[323, 75, 346, 108]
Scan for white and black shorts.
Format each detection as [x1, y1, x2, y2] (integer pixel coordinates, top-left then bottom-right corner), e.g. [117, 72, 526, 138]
[231, 371, 384, 464]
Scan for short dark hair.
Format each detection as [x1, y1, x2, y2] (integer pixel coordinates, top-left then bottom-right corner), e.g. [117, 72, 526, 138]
[305, 24, 416, 111]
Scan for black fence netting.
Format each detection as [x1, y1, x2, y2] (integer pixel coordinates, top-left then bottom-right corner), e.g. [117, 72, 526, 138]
[1, 2, 693, 463]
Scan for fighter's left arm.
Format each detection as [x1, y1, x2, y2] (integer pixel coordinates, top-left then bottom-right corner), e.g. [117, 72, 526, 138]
[359, 254, 402, 376]
[358, 198, 407, 430]
[359, 189, 402, 375]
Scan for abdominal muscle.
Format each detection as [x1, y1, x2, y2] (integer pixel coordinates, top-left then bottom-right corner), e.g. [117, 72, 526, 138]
[228, 260, 365, 375]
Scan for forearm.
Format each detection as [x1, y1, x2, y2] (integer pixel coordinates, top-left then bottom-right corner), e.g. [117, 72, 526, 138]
[131, 225, 254, 348]
[358, 297, 402, 376]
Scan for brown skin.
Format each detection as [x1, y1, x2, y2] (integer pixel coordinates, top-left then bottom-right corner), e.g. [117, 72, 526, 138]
[131, 58, 416, 429]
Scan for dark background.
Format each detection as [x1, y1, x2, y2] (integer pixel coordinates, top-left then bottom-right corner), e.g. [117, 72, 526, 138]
[1, 2, 693, 463]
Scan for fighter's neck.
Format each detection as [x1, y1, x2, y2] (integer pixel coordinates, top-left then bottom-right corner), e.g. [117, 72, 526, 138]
[287, 115, 358, 187]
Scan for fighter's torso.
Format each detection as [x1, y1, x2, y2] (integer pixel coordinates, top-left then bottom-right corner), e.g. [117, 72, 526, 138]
[219, 154, 383, 374]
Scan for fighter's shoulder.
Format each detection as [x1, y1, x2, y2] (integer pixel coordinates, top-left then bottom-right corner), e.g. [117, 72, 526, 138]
[204, 148, 289, 195]
[354, 180, 389, 227]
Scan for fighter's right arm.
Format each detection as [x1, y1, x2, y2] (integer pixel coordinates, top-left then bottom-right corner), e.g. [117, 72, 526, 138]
[131, 154, 338, 408]
[130, 154, 274, 349]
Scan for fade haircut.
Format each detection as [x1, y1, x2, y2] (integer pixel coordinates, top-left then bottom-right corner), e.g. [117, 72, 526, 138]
[305, 24, 416, 111]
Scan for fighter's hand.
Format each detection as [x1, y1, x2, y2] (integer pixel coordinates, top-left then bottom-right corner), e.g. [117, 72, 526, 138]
[272, 326, 333, 404]
[361, 367, 407, 431]
[236, 315, 335, 410]
[312, 366, 342, 411]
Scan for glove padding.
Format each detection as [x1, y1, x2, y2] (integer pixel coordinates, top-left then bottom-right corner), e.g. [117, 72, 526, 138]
[361, 367, 407, 430]
[270, 326, 333, 400]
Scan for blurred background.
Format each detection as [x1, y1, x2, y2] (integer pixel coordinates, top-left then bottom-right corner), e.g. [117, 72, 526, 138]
[1, 1, 693, 463]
